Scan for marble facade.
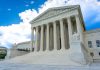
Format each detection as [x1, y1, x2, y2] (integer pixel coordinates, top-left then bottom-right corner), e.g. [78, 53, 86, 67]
[4, 5, 95, 66]
[4, 5, 100, 66]
[29, 5, 91, 65]
[31, 5, 85, 52]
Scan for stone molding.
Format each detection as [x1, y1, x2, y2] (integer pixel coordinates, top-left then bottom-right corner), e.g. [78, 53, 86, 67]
[31, 5, 80, 24]
[84, 29, 100, 34]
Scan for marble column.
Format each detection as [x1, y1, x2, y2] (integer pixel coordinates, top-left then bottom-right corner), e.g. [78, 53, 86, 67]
[67, 17, 73, 43]
[46, 24, 49, 51]
[53, 22, 57, 50]
[31, 27, 34, 52]
[35, 27, 38, 52]
[75, 15, 83, 42]
[49, 24, 53, 50]
[40, 25, 44, 51]
[60, 19, 65, 50]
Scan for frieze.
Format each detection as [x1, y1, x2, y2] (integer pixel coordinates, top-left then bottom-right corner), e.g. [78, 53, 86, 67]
[32, 6, 78, 23]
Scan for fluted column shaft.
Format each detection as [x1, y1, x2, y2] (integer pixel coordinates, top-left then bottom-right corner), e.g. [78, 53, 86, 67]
[35, 27, 38, 52]
[67, 17, 73, 43]
[46, 24, 49, 51]
[40, 25, 44, 51]
[53, 22, 57, 50]
[60, 19, 65, 50]
[31, 27, 34, 52]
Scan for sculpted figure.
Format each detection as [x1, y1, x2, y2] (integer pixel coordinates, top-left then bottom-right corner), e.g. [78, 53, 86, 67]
[72, 32, 80, 41]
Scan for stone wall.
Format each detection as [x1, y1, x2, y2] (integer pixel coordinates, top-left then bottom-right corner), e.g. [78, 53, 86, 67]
[84, 29, 100, 60]
[7, 41, 31, 59]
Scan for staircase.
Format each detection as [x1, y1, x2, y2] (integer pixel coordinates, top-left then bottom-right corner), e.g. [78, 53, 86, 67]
[4, 50, 86, 66]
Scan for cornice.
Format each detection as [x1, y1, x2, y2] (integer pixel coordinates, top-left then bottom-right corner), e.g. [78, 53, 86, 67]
[16, 41, 31, 46]
[30, 5, 80, 24]
[84, 29, 100, 34]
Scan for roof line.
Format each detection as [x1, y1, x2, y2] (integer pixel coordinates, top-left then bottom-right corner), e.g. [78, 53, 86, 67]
[30, 5, 80, 24]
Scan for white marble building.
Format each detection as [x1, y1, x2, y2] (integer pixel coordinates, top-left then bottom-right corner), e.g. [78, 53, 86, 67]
[31, 5, 85, 51]
[84, 29, 100, 60]
[5, 5, 100, 66]
[30, 5, 91, 65]
[8, 41, 31, 58]
[16, 41, 31, 51]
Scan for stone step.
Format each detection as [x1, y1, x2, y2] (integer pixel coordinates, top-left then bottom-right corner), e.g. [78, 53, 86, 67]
[0, 62, 100, 70]
[93, 59, 100, 63]
[4, 50, 86, 66]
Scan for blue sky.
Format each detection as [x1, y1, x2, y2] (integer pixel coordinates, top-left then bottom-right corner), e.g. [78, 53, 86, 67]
[0, 0, 100, 48]
[0, 0, 46, 26]
[0, 0, 99, 29]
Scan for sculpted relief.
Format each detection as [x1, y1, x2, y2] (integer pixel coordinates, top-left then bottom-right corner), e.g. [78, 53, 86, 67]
[71, 32, 80, 42]
[33, 8, 73, 23]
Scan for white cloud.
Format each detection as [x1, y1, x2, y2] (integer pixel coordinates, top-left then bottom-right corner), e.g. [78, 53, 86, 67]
[0, 9, 38, 48]
[8, 8, 11, 11]
[0, 23, 31, 48]
[19, 9, 38, 23]
[94, 15, 100, 23]
[30, 1, 34, 4]
[25, 4, 29, 7]
[0, 0, 100, 48]
[37, 0, 100, 22]
[96, 0, 100, 5]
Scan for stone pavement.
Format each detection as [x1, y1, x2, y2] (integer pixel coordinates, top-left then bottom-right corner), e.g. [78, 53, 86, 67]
[0, 62, 100, 70]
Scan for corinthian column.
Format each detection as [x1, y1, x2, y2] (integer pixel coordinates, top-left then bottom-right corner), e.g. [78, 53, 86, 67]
[31, 27, 34, 52]
[46, 24, 49, 51]
[35, 27, 38, 52]
[60, 19, 65, 50]
[53, 22, 57, 50]
[40, 25, 44, 51]
[67, 17, 72, 43]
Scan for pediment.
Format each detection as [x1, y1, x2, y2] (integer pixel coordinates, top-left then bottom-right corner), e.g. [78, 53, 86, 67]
[31, 5, 79, 23]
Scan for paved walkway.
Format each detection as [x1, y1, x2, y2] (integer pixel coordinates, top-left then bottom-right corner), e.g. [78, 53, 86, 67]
[0, 62, 100, 70]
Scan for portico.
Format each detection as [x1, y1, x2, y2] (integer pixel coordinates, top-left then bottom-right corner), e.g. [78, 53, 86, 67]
[31, 15, 82, 52]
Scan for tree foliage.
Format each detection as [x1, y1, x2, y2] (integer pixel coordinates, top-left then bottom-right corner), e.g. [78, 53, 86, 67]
[0, 51, 7, 59]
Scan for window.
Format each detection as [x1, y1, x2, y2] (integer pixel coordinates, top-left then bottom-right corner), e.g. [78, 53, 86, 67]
[99, 52, 100, 56]
[96, 40, 100, 47]
[88, 41, 92, 48]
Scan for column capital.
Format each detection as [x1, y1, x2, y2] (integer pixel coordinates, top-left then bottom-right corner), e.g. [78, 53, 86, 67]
[58, 18, 63, 22]
[75, 14, 80, 17]
[36, 26, 38, 29]
[66, 16, 70, 19]
[67, 16, 70, 19]
[31, 27, 35, 30]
